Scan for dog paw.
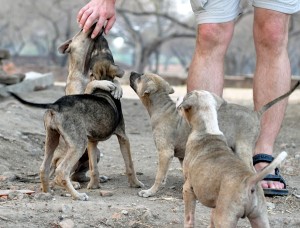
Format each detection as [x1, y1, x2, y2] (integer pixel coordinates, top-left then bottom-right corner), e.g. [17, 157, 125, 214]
[111, 87, 123, 100]
[72, 181, 81, 190]
[129, 179, 145, 188]
[134, 180, 145, 188]
[75, 192, 89, 201]
[99, 175, 109, 183]
[87, 181, 100, 189]
[138, 189, 154, 198]
[71, 173, 90, 182]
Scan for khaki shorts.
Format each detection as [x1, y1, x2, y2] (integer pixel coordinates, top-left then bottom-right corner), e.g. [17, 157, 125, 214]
[190, 0, 300, 24]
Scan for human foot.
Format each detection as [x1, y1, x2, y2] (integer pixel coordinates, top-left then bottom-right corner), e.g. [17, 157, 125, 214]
[253, 153, 288, 196]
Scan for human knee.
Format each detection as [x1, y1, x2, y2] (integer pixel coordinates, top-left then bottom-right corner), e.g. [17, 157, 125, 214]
[254, 18, 288, 50]
[196, 23, 233, 51]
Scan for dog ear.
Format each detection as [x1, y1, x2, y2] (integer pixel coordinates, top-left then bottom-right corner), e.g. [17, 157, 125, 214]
[177, 91, 197, 113]
[58, 39, 72, 54]
[168, 87, 175, 94]
[178, 100, 192, 111]
[177, 98, 192, 127]
[211, 93, 225, 110]
[166, 82, 175, 94]
[110, 64, 125, 78]
[141, 81, 157, 96]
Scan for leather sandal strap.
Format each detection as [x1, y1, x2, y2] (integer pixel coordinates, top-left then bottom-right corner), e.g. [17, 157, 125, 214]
[253, 153, 274, 166]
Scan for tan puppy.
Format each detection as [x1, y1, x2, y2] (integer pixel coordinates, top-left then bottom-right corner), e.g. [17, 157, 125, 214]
[178, 90, 287, 228]
[130, 72, 190, 197]
[58, 27, 99, 95]
[129, 72, 298, 198]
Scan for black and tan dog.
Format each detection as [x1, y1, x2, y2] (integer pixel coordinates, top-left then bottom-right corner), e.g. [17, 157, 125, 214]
[9, 69, 144, 200]
[178, 90, 287, 228]
[129, 72, 298, 198]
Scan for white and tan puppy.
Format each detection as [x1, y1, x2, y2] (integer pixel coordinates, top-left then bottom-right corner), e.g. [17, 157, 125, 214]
[178, 90, 287, 228]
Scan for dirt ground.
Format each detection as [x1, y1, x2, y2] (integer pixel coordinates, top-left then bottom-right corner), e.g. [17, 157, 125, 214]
[0, 83, 299, 228]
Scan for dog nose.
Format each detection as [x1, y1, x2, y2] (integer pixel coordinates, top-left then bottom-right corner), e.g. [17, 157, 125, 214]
[129, 72, 142, 80]
[130, 72, 140, 76]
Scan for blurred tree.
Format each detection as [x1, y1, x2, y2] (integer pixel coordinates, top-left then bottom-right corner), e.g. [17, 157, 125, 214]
[113, 0, 195, 72]
[0, 0, 299, 75]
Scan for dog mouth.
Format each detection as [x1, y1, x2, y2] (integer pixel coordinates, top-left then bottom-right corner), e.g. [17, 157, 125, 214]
[83, 26, 106, 75]
[129, 72, 142, 90]
[83, 42, 96, 75]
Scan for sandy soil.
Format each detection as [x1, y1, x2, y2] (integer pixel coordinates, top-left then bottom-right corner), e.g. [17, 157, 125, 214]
[0, 84, 299, 228]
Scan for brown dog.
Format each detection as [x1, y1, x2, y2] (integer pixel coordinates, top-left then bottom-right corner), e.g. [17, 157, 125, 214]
[178, 90, 287, 228]
[53, 28, 123, 183]
[58, 27, 97, 95]
[129, 72, 298, 198]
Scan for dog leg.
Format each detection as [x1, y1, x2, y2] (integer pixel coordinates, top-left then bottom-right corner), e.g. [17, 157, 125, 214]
[178, 158, 184, 168]
[235, 141, 256, 171]
[70, 149, 91, 182]
[85, 80, 115, 94]
[248, 195, 270, 228]
[210, 210, 216, 228]
[183, 179, 197, 228]
[139, 149, 173, 197]
[115, 125, 144, 188]
[55, 134, 89, 201]
[211, 205, 239, 228]
[40, 126, 60, 193]
[248, 215, 270, 228]
[87, 141, 101, 189]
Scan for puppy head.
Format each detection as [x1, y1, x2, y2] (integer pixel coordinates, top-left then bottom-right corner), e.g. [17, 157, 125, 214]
[57, 25, 101, 75]
[177, 90, 223, 134]
[129, 72, 174, 97]
[90, 60, 125, 81]
[58, 25, 100, 55]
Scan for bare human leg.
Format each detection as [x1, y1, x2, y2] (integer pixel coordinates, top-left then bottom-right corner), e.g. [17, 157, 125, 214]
[187, 22, 234, 95]
[253, 8, 290, 192]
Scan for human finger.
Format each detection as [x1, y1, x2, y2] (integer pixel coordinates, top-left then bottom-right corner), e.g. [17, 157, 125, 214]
[91, 18, 106, 39]
[104, 15, 116, 35]
[80, 9, 94, 31]
[77, 4, 90, 24]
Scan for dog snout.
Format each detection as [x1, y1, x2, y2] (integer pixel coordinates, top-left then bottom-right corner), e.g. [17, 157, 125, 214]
[129, 72, 142, 88]
[130, 72, 142, 80]
[76, 23, 102, 39]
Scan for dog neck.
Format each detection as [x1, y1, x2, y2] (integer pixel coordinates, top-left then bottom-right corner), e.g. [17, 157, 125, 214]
[67, 68, 86, 81]
[145, 91, 175, 117]
[186, 132, 228, 156]
[202, 112, 223, 135]
[190, 109, 223, 136]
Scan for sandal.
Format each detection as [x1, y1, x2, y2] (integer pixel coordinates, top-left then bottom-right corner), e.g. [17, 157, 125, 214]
[253, 153, 289, 197]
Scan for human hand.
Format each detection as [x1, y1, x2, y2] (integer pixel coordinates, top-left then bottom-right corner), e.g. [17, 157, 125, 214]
[77, 0, 116, 38]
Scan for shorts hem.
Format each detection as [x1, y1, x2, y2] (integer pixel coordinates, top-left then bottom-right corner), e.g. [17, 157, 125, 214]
[195, 13, 239, 24]
[253, 2, 300, 14]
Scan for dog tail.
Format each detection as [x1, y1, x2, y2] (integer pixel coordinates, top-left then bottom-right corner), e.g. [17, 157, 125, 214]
[9, 92, 54, 109]
[257, 81, 300, 117]
[249, 151, 287, 185]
